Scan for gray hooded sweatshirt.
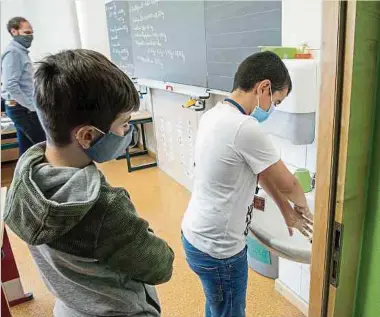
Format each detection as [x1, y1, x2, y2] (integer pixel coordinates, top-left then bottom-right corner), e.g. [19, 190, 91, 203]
[4, 143, 174, 316]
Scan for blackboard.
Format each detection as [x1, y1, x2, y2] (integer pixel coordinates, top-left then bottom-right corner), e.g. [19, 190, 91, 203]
[129, 0, 207, 87]
[105, 1, 282, 91]
[106, 1, 135, 76]
[205, 1, 282, 91]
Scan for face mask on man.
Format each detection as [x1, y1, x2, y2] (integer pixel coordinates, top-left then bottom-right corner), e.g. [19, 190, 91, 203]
[13, 34, 33, 48]
[82, 125, 134, 163]
[250, 85, 275, 123]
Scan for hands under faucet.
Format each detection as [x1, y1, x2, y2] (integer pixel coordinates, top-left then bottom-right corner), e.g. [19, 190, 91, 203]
[282, 204, 314, 240]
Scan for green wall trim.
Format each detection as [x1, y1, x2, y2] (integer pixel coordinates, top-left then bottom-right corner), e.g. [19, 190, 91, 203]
[334, 2, 380, 317]
[354, 2, 380, 316]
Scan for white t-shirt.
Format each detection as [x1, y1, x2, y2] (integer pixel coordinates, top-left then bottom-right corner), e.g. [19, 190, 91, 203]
[181, 102, 280, 259]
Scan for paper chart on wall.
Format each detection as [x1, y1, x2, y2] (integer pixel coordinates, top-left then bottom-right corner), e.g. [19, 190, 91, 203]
[158, 117, 169, 161]
[156, 114, 195, 187]
[165, 121, 175, 162]
[186, 120, 195, 179]
[176, 120, 186, 173]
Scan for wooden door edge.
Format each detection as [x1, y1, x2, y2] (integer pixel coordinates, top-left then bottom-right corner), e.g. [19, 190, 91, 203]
[309, 1, 348, 316]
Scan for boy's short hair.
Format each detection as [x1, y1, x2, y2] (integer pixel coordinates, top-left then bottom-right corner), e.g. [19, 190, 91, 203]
[233, 51, 292, 94]
[7, 17, 28, 34]
[34, 49, 139, 146]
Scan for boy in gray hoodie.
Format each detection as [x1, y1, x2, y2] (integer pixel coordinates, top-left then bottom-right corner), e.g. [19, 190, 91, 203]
[4, 49, 174, 317]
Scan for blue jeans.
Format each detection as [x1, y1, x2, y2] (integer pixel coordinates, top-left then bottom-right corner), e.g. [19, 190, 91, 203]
[182, 235, 248, 317]
[5, 103, 46, 156]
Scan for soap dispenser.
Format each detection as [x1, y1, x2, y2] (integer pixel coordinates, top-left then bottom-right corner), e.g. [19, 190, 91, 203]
[260, 59, 319, 145]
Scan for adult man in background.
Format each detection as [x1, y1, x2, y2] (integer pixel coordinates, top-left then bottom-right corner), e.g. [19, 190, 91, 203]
[1, 17, 45, 155]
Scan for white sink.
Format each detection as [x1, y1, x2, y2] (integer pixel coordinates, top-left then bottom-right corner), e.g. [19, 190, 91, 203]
[249, 189, 315, 264]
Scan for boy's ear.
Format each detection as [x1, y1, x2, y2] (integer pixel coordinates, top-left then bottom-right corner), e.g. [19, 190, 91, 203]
[255, 79, 271, 96]
[75, 126, 99, 149]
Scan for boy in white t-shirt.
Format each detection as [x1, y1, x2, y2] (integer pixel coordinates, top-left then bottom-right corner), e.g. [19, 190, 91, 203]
[181, 51, 313, 317]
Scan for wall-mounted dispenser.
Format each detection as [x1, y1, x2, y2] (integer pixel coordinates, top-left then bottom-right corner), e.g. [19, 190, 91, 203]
[261, 60, 319, 145]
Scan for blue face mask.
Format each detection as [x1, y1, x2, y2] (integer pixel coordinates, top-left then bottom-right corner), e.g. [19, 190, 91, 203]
[251, 88, 275, 123]
[83, 125, 134, 163]
[251, 104, 275, 123]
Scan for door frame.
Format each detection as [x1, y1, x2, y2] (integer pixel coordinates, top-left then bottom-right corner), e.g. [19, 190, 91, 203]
[310, 1, 380, 316]
[309, 1, 347, 314]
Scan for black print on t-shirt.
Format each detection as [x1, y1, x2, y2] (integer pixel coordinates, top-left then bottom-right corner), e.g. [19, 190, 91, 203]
[244, 203, 254, 236]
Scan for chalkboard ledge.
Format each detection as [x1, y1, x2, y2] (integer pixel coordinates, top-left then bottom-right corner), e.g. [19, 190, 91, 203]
[137, 78, 212, 98]
[137, 78, 230, 97]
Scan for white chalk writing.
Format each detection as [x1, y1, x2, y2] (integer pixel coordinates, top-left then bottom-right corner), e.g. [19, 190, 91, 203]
[132, 11, 164, 23]
[134, 31, 167, 43]
[129, 0, 160, 13]
[110, 25, 129, 34]
[133, 24, 155, 32]
[136, 56, 164, 68]
[106, 2, 133, 74]
[130, 2, 187, 69]
[147, 48, 185, 61]
[135, 39, 162, 47]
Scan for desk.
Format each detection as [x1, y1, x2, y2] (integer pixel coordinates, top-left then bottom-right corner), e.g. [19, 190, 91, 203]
[1, 187, 33, 311]
[1, 129, 17, 139]
[126, 111, 157, 172]
[1, 187, 12, 316]
[1, 127, 18, 164]
[1, 116, 18, 152]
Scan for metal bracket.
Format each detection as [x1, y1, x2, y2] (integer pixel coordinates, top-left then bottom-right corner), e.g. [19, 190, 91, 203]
[330, 221, 343, 287]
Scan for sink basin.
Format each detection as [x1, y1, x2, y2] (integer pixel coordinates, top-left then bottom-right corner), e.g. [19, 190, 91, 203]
[249, 189, 315, 264]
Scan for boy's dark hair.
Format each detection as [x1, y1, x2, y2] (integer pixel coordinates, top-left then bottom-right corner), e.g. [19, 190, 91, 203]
[34, 49, 140, 146]
[233, 51, 292, 94]
[7, 17, 28, 34]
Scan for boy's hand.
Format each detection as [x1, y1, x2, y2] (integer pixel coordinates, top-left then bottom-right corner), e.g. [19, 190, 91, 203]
[294, 205, 313, 221]
[281, 204, 313, 239]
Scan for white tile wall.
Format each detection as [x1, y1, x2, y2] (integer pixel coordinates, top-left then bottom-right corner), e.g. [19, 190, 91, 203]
[270, 136, 317, 174]
[300, 264, 311, 302]
[279, 259, 312, 304]
[277, 137, 315, 304]
[306, 142, 317, 174]
[281, 140, 307, 168]
[278, 258, 302, 295]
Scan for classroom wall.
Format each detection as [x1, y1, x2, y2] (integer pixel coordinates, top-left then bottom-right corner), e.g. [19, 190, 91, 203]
[282, 0, 323, 50]
[75, 0, 110, 58]
[0, 0, 110, 61]
[0, 0, 27, 54]
[1, 0, 81, 61]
